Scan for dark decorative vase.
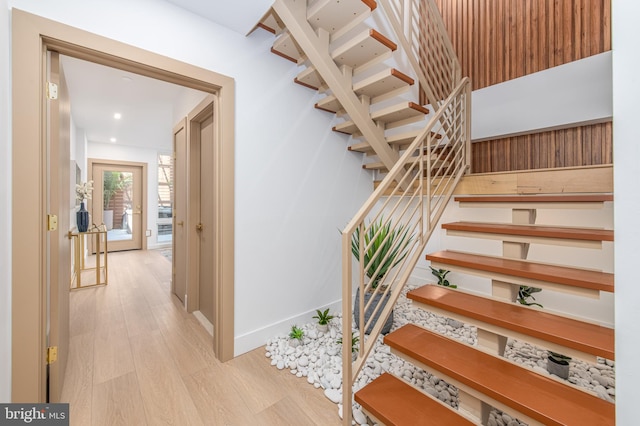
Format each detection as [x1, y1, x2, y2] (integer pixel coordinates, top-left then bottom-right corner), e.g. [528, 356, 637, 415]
[76, 201, 89, 232]
[354, 287, 394, 335]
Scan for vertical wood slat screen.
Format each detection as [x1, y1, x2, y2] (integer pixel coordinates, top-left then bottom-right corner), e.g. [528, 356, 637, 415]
[471, 121, 612, 173]
[432, 0, 611, 90]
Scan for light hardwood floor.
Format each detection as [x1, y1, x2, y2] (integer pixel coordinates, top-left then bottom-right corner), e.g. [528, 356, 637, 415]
[61, 249, 342, 425]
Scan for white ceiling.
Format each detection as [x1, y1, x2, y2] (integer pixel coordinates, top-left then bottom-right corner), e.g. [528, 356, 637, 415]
[61, 55, 202, 150]
[163, 0, 273, 35]
[60, 0, 273, 151]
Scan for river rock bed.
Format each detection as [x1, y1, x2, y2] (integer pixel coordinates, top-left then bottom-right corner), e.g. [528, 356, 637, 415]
[265, 286, 614, 425]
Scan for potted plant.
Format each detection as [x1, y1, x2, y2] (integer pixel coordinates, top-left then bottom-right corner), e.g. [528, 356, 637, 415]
[350, 217, 414, 335]
[288, 325, 304, 347]
[75, 180, 94, 232]
[517, 286, 543, 308]
[430, 267, 457, 288]
[102, 171, 125, 230]
[337, 332, 360, 360]
[312, 308, 334, 333]
[547, 351, 571, 379]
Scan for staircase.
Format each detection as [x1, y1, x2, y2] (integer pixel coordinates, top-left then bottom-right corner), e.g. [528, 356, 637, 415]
[250, 1, 614, 425]
[356, 194, 615, 425]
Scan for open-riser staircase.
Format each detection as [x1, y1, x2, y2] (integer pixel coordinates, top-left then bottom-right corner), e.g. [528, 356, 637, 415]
[254, 1, 613, 424]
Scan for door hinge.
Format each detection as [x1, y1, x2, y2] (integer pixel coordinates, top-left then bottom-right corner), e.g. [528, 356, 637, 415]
[47, 214, 58, 231]
[47, 82, 59, 100]
[46, 346, 58, 364]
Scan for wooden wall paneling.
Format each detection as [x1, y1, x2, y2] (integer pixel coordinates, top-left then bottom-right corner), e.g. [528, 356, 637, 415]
[471, 122, 612, 174]
[431, 0, 611, 90]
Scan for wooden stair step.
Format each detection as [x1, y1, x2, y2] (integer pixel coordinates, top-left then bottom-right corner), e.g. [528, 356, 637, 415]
[442, 221, 614, 248]
[308, 0, 376, 36]
[333, 29, 397, 69]
[363, 153, 446, 172]
[385, 324, 615, 426]
[354, 68, 414, 99]
[333, 102, 429, 135]
[348, 129, 442, 153]
[255, 9, 284, 34]
[355, 373, 475, 425]
[315, 68, 415, 114]
[455, 194, 613, 210]
[295, 67, 324, 91]
[426, 250, 614, 296]
[271, 30, 305, 63]
[408, 285, 614, 361]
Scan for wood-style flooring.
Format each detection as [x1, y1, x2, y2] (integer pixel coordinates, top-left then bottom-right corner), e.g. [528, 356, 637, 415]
[61, 249, 341, 425]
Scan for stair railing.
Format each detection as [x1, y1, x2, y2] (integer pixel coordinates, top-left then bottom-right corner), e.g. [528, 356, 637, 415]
[379, 0, 461, 107]
[341, 76, 470, 425]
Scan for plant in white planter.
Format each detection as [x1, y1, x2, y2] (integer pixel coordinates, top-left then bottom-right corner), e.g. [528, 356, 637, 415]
[350, 217, 414, 335]
[547, 351, 571, 379]
[288, 325, 304, 348]
[312, 308, 334, 333]
[337, 332, 360, 360]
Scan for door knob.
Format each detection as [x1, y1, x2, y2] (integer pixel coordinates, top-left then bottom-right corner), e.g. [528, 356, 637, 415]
[196, 223, 203, 232]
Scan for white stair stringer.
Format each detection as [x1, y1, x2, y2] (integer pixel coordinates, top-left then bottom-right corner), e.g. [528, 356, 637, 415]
[272, 0, 400, 172]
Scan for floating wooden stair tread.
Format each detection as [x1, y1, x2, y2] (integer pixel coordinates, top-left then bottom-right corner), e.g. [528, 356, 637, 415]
[426, 250, 614, 293]
[408, 285, 615, 360]
[271, 31, 304, 63]
[354, 68, 414, 98]
[315, 95, 343, 114]
[315, 68, 414, 114]
[355, 373, 475, 425]
[363, 153, 445, 171]
[256, 9, 284, 34]
[333, 102, 429, 135]
[308, 0, 376, 35]
[385, 324, 615, 426]
[295, 67, 323, 91]
[333, 29, 397, 69]
[442, 221, 614, 242]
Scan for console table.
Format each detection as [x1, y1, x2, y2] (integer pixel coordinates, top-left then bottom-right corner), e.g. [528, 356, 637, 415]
[68, 226, 108, 289]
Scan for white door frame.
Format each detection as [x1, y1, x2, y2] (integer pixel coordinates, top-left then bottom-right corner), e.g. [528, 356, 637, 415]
[11, 9, 236, 402]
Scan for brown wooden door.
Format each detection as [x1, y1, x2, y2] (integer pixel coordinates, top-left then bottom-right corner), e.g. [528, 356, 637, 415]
[46, 51, 71, 402]
[172, 119, 188, 304]
[196, 113, 215, 324]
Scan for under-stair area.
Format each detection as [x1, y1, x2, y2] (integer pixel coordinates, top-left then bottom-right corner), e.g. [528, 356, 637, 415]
[355, 193, 615, 425]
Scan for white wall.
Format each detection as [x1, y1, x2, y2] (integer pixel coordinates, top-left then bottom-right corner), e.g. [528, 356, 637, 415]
[87, 142, 168, 249]
[5, 0, 373, 360]
[612, 2, 640, 423]
[472, 52, 613, 141]
[0, 0, 11, 403]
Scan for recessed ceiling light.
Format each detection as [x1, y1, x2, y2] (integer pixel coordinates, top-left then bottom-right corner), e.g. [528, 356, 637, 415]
[121, 76, 133, 83]
[110, 138, 117, 143]
[114, 113, 122, 120]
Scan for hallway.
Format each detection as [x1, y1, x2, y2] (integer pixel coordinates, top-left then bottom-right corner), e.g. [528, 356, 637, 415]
[61, 250, 340, 425]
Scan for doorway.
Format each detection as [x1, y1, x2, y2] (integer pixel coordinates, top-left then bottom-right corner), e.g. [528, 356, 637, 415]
[173, 96, 218, 330]
[88, 160, 146, 252]
[11, 9, 236, 402]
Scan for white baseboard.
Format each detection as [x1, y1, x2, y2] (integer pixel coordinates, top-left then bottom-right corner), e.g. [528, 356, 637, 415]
[233, 299, 343, 357]
[193, 310, 214, 336]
